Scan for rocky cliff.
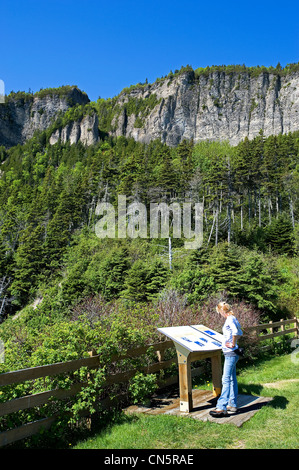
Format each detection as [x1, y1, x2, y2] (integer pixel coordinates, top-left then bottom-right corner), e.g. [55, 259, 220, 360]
[49, 112, 99, 146]
[0, 86, 89, 148]
[1, 67, 298, 148]
[108, 69, 299, 146]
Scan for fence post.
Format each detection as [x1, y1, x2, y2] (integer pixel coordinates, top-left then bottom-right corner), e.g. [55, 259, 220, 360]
[295, 317, 299, 338]
[86, 349, 97, 430]
[156, 349, 165, 362]
[280, 319, 285, 333]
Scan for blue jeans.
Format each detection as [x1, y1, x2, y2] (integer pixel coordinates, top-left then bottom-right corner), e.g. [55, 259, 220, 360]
[216, 354, 239, 410]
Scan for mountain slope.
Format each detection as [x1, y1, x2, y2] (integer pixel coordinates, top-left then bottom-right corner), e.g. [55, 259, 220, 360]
[1, 64, 299, 148]
[98, 65, 299, 146]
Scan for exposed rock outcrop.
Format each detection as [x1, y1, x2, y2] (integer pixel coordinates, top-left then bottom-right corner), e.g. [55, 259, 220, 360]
[1, 69, 298, 149]
[109, 70, 299, 146]
[49, 113, 99, 146]
[0, 86, 89, 148]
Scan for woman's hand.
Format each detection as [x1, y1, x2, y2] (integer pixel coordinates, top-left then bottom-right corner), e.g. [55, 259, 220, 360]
[225, 335, 238, 348]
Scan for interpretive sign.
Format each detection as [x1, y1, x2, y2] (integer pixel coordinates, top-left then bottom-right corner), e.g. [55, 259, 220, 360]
[158, 324, 224, 412]
[157, 324, 223, 352]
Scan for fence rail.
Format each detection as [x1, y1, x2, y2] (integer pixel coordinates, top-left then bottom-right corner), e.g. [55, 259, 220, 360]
[0, 317, 298, 447]
[246, 317, 298, 344]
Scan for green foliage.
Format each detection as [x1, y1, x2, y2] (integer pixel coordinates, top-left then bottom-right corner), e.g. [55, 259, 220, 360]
[122, 258, 169, 302]
[0, 298, 161, 442]
[96, 97, 120, 133]
[194, 62, 299, 78]
[6, 91, 34, 103]
[34, 85, 88, 101]
[274, 256, 299, 316]
[128, 372, 158, 405]
[175, 243, 279, 317]
[0, 127, 297, 318]
[10, 224, 46, 306]
[74, 353, 299, 450]
[0, 110, 298, 445]
[95, 92, 161, 136]
[123, 94, 161, 119]
[6, 86, 89, 107]
[265, 215, 295, 255]
[239, 252, 278, 315]
[94, 247, 131, 301]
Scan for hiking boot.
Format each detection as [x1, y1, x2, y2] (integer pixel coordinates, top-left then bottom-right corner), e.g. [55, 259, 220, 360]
[227, 406, 238, 413]
[209, 409, 228, 417]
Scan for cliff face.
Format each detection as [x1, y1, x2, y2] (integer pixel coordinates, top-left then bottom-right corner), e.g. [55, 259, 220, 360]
[110, 70, 299, 146]
[1, 70, 298, 149]
[49, 113, 99, 146]
[0, 87, 89, 148]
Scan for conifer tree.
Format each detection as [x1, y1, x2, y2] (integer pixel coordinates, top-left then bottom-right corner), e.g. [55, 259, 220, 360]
[44, 208, 72, 273]
[0, 233, 13, 317]
[176, 139, 194, 194]
[122, 259, 150, 302]
[240, 253, 278, 313]
[122, 258, 168, 301]
[234, 137, 255, 224]
[117, 146, 147, 198]
[96, 247, 130, 300]
[208, 243, 244, 297]
[155, 146, 178, 198]
[186, 246, 211, 269]
[251, 130, 265, 226]
[145, 259, 169, 300]
[10, 224, 45, 305]
[0, 235, 8, 277]
[265, 215, 295, 255]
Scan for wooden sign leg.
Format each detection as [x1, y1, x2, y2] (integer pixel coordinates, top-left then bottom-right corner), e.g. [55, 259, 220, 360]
[211, 351, 222, 397]
[177, 348, 193, 412]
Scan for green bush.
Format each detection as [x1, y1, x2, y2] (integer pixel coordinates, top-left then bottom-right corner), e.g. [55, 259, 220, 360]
[128, 372, 158, 405]
[0, 296, 163, 442]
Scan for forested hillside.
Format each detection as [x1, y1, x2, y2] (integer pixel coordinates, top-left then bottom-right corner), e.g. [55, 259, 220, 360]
[0, 127, 298, 323]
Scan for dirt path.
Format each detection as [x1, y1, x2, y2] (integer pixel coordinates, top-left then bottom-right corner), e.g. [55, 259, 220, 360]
[263, 379, 299, 389]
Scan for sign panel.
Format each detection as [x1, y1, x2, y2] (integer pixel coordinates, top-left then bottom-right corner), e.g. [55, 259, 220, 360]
[158, 324, 224, 352]
[191, 324, 224, 345]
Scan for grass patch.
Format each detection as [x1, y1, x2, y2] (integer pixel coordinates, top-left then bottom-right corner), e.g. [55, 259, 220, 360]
[72, 352, 299, 450]
[74, 414, 236, 450]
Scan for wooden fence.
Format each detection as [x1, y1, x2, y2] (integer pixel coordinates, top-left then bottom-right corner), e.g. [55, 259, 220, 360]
[0, 317, 298, 447]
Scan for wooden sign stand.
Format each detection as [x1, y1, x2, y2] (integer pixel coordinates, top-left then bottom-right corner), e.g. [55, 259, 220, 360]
[176, 343, 222, 412]
[158, 325, 223, 413]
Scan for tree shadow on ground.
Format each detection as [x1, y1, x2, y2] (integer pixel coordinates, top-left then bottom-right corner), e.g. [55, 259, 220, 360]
[238, 382, 288, 409]
[267, 395, 288, 409]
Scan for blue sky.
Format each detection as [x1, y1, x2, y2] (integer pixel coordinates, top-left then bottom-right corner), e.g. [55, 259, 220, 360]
[1, 0, 298, 102]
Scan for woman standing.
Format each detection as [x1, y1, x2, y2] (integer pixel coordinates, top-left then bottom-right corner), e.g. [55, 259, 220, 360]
[210, 302, 243, 417]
